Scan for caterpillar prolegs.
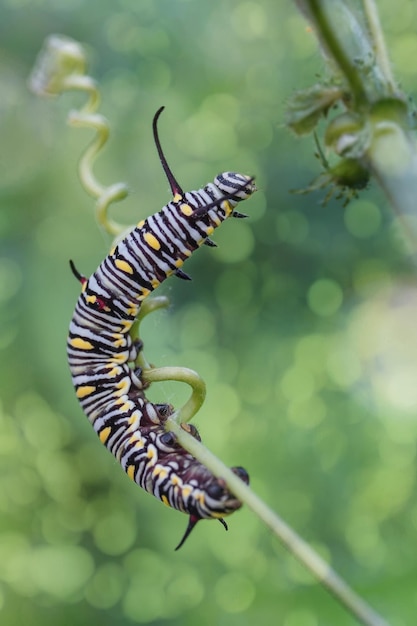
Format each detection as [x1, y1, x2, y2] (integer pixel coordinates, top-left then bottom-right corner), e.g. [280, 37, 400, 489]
[67, 108, 256, 549]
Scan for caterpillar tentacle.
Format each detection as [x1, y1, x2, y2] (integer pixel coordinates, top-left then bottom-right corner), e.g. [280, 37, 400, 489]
[67, 109, 256, 548]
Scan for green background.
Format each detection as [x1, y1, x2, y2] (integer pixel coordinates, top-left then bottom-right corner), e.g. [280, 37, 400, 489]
[1, 1, 416, 624]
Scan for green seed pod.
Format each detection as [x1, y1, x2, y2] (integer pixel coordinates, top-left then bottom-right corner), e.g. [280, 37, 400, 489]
[328, 158, 369, 191]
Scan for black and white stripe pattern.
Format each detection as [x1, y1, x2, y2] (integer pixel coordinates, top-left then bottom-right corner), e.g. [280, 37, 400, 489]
[67, 111, 255, 548]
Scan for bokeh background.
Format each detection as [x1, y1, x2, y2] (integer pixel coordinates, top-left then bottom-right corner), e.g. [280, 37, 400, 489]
[1, 1, 416, 625]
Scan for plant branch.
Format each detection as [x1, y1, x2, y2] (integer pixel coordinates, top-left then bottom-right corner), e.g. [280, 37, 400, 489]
[295, 0, 370, 106]
[143, 366, 206, 424]
[292, 1, 417, 254]
[362, 0, 396, 93]
[164, 418, 391, 626]
[366, 101, 417, 252]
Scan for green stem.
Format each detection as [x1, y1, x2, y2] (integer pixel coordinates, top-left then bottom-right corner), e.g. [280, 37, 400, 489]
[61, 74, 100, 115]
[362, 0, 397, 94]
[143, 367, 206, 424]
[131, 296, 170, 370]
[135, 295, 171, 325]
[66, 105, 129, 234]
[95, 185, 131, 237]
[164, 420, 391, 626]
[366, 102, 417, 253]
[295, 0, 369, 107]
[294, 3, 417, 253]
[66, 109, 109, 198]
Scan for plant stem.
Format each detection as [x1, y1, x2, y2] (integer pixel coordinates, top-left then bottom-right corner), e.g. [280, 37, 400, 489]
[294, 2, 417, 253]
[131, 296, 170, 370]
[366, 103, 417, 253]
[143, 367, 206, 424]
[165, 418, 391, 626]
[362, 0, 396, 94]
[295, 0, 369, 107]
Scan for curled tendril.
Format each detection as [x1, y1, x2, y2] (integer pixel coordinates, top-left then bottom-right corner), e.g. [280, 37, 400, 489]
[29, 33, 129, 237]
[130, 296, 206, 424]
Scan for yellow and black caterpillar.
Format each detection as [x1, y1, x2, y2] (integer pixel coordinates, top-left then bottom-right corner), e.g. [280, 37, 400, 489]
[67, 108, 256, 549]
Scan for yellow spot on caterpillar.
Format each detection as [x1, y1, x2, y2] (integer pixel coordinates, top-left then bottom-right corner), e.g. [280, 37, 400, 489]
[223, 200, 232, 215]
[147, 446, 157, 461]
[134, 288, 151, 300]
[151, 278, 160, 289]
[113, 337, 125, 348]
[110, 246, 116, 256]
[144, 232, 161, 250]
[121, 319, 133, 331]
[76, 385, 96, 398]
[174, 259, 183, 268]
[127, 465, 135, 480]
[115, 379, 130, 395]
[182, 486, 192, 498]
[71, 337, 94, 350]
[171, 475, 182, 487]
[137, 219, 145, 229]
[153, 465, 168, 479]
[116, 401, 131, 412]
[115, 259, 134, 274]
[86, 294, 97, 305]
[180, 203, 193, 216]
[129, 432, 144, 447]
[105, 365, 120, 377]
[206, 226, 214, 235]
[111, 353, 127, 364]
[81, 281, 87, 293]
[99, 426, 111, 444]
[197, 492, 205, 504]
[161, 495, 170, 507]
[173, 193, 182, 202]
[126, 304, 138, 316]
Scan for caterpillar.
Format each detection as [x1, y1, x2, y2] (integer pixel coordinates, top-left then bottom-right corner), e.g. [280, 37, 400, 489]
[67, 107, 256, 549]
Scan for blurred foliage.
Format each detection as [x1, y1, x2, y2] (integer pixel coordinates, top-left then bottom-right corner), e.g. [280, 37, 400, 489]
[1, 1, 417, 625]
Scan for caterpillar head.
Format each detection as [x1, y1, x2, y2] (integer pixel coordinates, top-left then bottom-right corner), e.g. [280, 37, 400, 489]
[214, 172, 257, 204]
[175, 465, 249, 550]
[190, 172, 256, 220]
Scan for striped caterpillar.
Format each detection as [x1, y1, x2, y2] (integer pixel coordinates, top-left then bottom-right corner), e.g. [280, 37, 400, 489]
[67, 107, 256, 549]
